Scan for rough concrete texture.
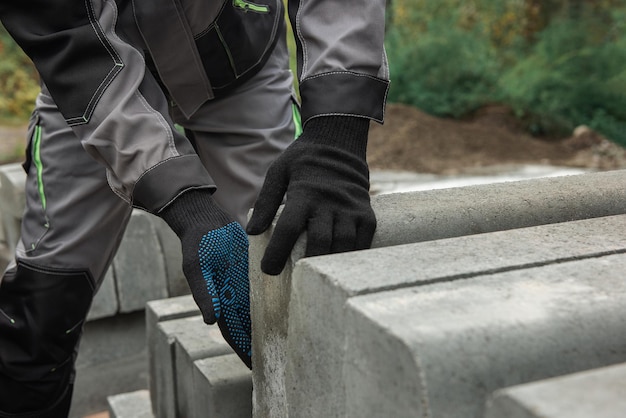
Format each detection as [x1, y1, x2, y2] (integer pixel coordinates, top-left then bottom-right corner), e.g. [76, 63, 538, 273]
[194, 354, 253, 418]
[145, 295, 199, 416]
[343, 253, 626, 417]
[249, 171, 626, 417]
[70, 312, 149, 417]
[87, 266, 118, 321]
[152, 316, 199, 418]
[173, 316, 234, 418]
[114, 210, 169, 313]
[249, 213, 305, 418]
[108, 390, 154, 418]
[484, 363, 626, 418]
[151, 314, 232, 418]
[369, 170, 626, 248]
[253, 215, 626, 417]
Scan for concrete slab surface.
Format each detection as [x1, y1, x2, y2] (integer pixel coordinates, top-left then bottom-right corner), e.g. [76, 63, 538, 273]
[485, 362, 626, 418]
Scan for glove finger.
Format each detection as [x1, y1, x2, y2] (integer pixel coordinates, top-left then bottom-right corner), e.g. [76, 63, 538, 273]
[261, 202, 308, 275]
[215, 223, 252, 368]
[305, 211, 333, 257]
[183, 258, 219, 325]
[246, 163, 288, 235]
[354, 213, 377, 251]
[330, 216, 357, 254]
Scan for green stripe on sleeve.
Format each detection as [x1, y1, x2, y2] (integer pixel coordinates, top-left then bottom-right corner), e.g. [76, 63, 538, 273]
[32, 125, 47, 210]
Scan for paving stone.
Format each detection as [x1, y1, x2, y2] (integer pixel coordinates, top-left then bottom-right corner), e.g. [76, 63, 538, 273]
[343, 253, 626, 417]
[87, 266, 118, 321]
[250, 171, 626, 417]
[173, 316, 233, 418]
[108, 390, 154, 418]
[193, 354, 252, 418]
[0, 163, 26, 253]
[485, 362, 626, 418]
[146, 295, 199, 418]
[113, 209, 168, 313]
[279, 214, 626, 417]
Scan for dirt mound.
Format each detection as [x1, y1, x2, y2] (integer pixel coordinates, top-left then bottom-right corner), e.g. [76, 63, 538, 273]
[368, 103, 626, 174]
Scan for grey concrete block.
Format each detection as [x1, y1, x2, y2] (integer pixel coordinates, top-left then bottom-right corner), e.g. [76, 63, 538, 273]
[249, 215, 305, 418]
[152, 315, 231, 418]
[108, 390, 154, 418]
[193, 354, 252, 418]
[151, 215, 189, 297]
[0, 163, 26, 253]
[113, 209, 168, 313]
[485, 363, 626, 418]
[87, 266, 118, 321]
[70, 311, 148, 417]
[249, 171, 626, 417]
[342, 254, 626, 418]
[145, 295, 199, 417]
[0, 163, 26, 217]
[275, 214, 626, 417]
[369, 169, 626, 249]
[173, 316, 233, 418]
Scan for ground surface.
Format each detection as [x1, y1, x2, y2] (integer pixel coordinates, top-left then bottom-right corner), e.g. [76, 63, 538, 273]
[368, 103, 626, 174]
[2, 103, 626, 172]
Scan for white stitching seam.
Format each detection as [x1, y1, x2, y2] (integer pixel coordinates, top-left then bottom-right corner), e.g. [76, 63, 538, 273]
[66, 0, 124, 126]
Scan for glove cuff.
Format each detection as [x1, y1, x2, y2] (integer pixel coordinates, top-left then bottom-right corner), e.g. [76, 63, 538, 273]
[302, 116, 370, 160]
[158, 189, 231, 238]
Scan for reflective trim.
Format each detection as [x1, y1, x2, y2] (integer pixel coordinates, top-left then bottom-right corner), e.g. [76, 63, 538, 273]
[32, 125, 47, 211]
[292, 102, 303, 139]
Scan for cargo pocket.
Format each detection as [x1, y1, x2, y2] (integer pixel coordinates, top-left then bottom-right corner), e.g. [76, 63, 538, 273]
[0, 262, 94, 411]
[21, 115, 51, 254]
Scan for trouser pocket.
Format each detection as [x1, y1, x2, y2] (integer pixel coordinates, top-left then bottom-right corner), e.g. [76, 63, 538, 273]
[0, 262, 94, 413]
[21, 113, 51, 254]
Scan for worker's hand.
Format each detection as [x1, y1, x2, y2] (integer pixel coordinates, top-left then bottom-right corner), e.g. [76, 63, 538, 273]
[159, 190, 251, 368]
[247, 116, 376, 275]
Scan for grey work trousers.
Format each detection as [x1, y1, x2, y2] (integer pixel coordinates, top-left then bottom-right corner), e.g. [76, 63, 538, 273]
[0, 32, 296, 417]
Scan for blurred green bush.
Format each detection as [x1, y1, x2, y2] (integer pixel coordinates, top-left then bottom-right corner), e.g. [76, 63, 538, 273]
[0, 24, 39, 123]
[386, 0, 626, 145]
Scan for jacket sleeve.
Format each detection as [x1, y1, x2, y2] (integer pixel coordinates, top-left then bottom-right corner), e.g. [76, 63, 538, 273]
[0, 0, 215, 213]
[287, 0, 390, 125]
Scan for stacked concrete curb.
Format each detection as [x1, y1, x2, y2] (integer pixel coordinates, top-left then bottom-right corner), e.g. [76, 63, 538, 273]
[5, 162, 626, 417]
[485, 363, 626, 418]
[250, 170, 626, 417]
[141, 295, 252, 418]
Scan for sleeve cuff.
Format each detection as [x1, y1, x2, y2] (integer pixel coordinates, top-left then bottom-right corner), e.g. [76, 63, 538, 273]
[298, 71, 389, 125]
[133, 154, 216, 213]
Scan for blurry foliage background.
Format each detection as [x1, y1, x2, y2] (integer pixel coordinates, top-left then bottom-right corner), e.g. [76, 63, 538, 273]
[0, 24, 39, 124]
[386, 0, 626, 144]
[1, 0, 625, 144]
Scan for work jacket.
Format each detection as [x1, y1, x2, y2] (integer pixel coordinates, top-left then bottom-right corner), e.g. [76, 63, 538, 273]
[0, 0, 389, 211]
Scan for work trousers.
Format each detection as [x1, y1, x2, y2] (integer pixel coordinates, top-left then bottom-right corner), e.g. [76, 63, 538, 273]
[0, 30, 296, 418]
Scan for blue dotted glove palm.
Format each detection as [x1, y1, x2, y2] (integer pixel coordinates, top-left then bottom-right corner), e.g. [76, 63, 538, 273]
[159, 190, 251, 368]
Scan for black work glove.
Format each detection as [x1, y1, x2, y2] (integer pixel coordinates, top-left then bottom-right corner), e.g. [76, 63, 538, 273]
[159, 190, 251, 368]
[246, 116, 376, 275]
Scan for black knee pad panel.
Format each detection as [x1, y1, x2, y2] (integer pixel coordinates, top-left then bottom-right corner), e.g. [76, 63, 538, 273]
[0, 262, 94, 414]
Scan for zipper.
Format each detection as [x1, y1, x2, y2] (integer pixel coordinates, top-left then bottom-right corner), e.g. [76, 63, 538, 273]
[233, 0, 270, 13]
